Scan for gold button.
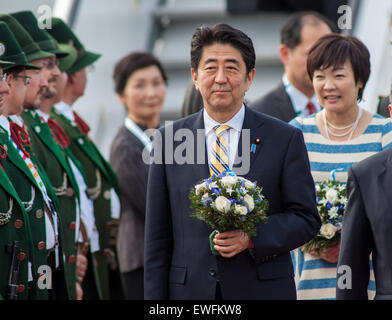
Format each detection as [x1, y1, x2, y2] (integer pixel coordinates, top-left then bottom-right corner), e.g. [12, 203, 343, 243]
[35, 209, 43, 219]
[66, 188, 74, 197]
[104, 190, 111, 200]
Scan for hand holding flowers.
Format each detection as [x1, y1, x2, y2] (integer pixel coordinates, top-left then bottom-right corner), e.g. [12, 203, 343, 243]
[189, 172, 269, 255]
[303, 179, 346, 255]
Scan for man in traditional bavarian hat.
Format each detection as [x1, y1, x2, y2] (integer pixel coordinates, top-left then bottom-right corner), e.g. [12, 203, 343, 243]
[10, 10, 86, 300]
[0, 34, 35, 301]
[47, 17, 122, 300]
[0, 19, 55, 300]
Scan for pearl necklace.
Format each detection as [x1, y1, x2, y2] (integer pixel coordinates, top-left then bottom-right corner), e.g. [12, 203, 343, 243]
[322, 108, 362, 141]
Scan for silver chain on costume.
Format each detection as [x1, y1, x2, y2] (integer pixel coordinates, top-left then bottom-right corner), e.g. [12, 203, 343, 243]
[86, 169, 101, 200]
[22, 186, 35, 212]
[53, 172, 68, 196]
[0, 198, 13, 225]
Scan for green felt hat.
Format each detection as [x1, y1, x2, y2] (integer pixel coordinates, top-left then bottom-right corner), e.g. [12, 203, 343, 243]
[0, 22, 41, 71]
[0, 14, 53, 63]
[0, 59, 15, 67]
[46, 17, 101, 75]
[57, 42, 77, 73]
[11, 10, 68, 58]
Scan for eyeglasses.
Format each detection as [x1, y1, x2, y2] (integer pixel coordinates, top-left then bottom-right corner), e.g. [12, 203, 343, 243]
[13, 74, 31, 85]
[42, 59, 60, 70]
[0, 73, 7, 82]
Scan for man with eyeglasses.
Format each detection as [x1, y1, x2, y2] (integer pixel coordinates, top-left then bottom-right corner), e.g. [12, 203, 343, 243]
[11, 10, 86, 300]
[0, 20, 57, 300]
[0, 52, 38, 301]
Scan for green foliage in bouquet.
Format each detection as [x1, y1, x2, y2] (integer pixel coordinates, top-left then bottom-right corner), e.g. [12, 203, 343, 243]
[189, 174, 268, 238]
[302, 179, 347, 254]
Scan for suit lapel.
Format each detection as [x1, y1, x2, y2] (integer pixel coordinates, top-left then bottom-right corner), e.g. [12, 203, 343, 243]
[378, 150, 392, 210]
[2, 138, 41, 191]
[233, 106, 265, 178]
[32, 123, 71, 172]
[189, 110, 209, 182]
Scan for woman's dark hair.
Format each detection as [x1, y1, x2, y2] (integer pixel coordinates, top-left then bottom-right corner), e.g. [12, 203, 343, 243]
[113, 52, 167, 95]
[190, 23, 255, 75]
[307, 34, 371, 101]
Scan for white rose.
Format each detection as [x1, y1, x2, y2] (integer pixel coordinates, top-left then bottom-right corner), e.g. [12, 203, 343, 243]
[326, 188, 338, 204]
[195, 182, 207, 195]
[234, 204, 248, 216]
[221, 176, 238, 188]
[214, 196, 231, 213]
[243, 179, 255, 190]
[320, 223, 337, 239]
[243, 194, 255, 212]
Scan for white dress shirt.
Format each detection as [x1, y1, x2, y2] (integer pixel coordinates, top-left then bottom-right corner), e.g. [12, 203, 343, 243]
[204, 104, 245, 169]
[282, 74, 321, 117]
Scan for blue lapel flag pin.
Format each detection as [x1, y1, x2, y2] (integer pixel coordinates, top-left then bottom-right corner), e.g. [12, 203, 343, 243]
[250, 144, 256, 153]
[250, 138, 261, 153]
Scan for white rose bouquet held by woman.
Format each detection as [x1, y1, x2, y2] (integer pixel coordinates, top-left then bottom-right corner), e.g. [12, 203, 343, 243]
[302, 170, 347, 254]
[189, 171, 268, 255]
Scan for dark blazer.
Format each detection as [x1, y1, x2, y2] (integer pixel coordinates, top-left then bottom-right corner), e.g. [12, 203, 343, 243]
[249, 83, 296, 123]
[110, 125, 149, 273]
[144, 106, 320, 300]
[377, 96, 390, 118]
[337, 148, 392, 300]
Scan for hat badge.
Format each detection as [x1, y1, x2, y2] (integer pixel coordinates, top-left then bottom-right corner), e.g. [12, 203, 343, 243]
[0, 43, 5, 57]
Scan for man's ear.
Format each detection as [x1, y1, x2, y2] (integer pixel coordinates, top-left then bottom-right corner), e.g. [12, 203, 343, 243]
[388, 104, 392, 119]
[191, 68, 199, 91]
[68, 73, 76, 84]
[279, 44, 290, 65]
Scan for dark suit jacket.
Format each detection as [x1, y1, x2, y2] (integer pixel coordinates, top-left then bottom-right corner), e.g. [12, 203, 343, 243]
[249, 83, 296, 123]
[110, 125, 149, 273]
[144, 106, 320, 300]
[377, 96, 390, 118]
[337, 148, 392, 300]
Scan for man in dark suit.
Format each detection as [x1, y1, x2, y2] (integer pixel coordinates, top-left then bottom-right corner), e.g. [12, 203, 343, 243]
[249, 12, 335, 122]
[336, 101, 392, 299]
[144, 23, 320, 300]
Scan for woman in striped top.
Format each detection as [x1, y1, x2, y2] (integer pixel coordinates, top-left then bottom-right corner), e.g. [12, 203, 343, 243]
[289, 34, 392, 300]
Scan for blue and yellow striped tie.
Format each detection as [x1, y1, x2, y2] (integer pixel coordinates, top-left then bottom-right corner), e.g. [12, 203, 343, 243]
[209, 125, 231, 176]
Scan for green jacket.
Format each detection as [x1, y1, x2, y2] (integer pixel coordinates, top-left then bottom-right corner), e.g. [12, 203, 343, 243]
[50, 108, 119, 300]
[0, 126, 48, 300]
[0, 153, 33, 300]
[22, 110, 82, 300]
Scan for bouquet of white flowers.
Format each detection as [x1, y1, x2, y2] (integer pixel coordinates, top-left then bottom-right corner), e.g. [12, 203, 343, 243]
[189, 171, 268, 255]
[303, 177, 347, 254]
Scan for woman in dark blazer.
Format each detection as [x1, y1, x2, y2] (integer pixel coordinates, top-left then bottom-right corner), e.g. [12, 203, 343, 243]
[109, 52, 167, 299]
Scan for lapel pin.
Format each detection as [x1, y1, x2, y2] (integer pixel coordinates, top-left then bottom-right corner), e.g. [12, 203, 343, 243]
[250, 144, 256, 153]
[254, 137, 261, 144]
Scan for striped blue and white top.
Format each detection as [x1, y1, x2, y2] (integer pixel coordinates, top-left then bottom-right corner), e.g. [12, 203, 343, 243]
[290, 112, 392, 300]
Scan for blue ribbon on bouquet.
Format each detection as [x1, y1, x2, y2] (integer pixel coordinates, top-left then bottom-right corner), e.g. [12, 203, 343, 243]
[222, 169, 236, 177]
[329, 168, 345, 181]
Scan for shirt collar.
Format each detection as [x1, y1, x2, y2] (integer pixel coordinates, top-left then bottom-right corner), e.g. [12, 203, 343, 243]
[54, 101, 75, 122]
[36, 109, 50, 123]
[9, 115, 24, 126]
[203, 104, 245, 136]
[282, 74, 319, 115]
[0, 115, 10, 136]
